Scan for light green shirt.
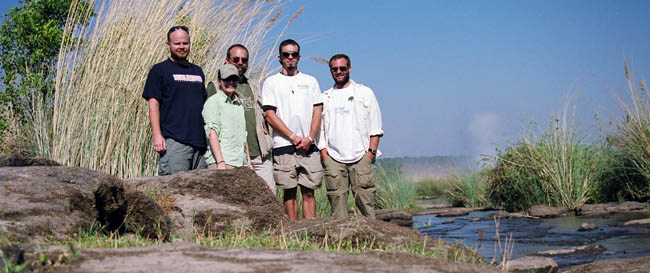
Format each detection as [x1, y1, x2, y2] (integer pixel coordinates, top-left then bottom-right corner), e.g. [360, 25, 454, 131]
[202, 89, 247, 166]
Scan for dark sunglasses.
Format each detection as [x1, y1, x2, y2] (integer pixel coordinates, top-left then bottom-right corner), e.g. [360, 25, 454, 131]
[281, 51, 299, 58]
[330, 66, 348, 72]
[230, 57, 248, 63]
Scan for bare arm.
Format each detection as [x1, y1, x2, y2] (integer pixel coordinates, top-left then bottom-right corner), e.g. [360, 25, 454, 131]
[264, 109, 305, 147]
[298, 104, 322, 151]
[208, 129, 227, 169]
[365, 135, 381, 163]
[148, 98, 166, 152]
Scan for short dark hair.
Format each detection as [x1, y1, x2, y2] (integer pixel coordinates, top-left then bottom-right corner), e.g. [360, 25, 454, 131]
[226, 44, 249, 59]
[279, 39, 300, 54]
[167, 25, 189, 42]
[329, 54, 351, 67]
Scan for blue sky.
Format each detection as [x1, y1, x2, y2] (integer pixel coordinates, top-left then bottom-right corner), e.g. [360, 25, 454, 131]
[2, 0, 649, 158]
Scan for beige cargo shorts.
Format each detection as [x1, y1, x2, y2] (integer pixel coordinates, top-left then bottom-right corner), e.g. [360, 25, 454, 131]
[272, 145, 323, 190]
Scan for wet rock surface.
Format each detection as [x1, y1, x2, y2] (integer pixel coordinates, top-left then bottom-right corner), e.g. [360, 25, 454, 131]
[623, 218, 650, 227]
[413, 207, 488, 217]
[506, 256, 558, 273]
[415, 209, 650, 269]
[18, 243, 499, 273]
[375, 208, 413, 226]
[536, 245, 606, 257]
[578, 223, 597, 231]
[575, 202, 646, 216]
[527, 205, 569, 218]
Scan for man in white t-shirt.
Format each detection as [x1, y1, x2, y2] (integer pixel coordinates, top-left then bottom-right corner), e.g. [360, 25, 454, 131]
[317, 54, 383, 218]
[262, 39, 323, 221]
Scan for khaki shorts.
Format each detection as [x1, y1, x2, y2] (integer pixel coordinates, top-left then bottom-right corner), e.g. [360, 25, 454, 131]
[273, 146, 323, 190]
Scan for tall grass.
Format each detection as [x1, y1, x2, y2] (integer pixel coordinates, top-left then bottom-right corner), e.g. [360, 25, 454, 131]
[375, 164, 417, 210]
[448, 170, 490, 208]
[609, 63, 650, 201]
[49, 0, 298, 178]
[488, 97, 609, 211]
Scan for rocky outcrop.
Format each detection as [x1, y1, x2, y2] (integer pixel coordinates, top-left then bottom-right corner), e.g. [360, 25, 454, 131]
[527, 205, 569, 218]
[123, 168, 286, 237]
[1, 165, 170, 242]
[375, 208, 413, 226]
[0, 166, 112, 242]
[574, 202, 646, 216]
[505, 256, 558, 273]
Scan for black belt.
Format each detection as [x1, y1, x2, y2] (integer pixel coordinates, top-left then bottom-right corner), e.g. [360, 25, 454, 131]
[272, 144, 318, 156]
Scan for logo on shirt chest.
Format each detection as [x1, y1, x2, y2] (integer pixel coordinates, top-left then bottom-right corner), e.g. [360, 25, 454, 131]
[172, 74, 203, 83]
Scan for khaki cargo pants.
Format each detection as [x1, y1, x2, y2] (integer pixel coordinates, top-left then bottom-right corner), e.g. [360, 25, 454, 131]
[323, 154, 376, 218]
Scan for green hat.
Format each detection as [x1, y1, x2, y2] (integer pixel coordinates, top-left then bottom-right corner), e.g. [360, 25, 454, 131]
[219, 64, 239, 80]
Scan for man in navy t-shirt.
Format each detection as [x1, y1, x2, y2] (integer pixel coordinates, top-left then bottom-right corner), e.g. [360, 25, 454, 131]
[142, 26, 208, 175]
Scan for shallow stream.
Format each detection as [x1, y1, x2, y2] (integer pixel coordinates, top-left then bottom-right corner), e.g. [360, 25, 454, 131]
[413, 210, 650, 268]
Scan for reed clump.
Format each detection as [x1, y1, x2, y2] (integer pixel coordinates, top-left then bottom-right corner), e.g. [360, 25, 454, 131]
[48, 0, 297, 178]
[607, 62, 650, 201]
[487, 97, 610, 211]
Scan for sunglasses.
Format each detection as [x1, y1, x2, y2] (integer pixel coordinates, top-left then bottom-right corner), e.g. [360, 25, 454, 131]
[230, 57, 248, 63]
[330, 66, 348, 72]
[281, 51, 299, 58]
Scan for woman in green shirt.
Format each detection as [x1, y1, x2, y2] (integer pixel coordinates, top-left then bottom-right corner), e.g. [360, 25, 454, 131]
[202, 64, 251, 169]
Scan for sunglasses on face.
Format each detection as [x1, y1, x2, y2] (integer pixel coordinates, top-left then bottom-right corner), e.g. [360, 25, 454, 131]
[230, 57, 248, 63]
[281, 52, 299, 58]
[330, 66, 348, 72]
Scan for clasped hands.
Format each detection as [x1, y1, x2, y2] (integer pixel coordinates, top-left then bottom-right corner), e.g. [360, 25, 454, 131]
[290, 134, 312, 152]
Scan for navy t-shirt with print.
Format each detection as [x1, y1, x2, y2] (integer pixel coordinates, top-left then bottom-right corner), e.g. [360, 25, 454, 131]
[142, 59, 207, 148]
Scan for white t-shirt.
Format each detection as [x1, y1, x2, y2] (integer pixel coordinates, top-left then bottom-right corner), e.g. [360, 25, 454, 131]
[261, 72, 322, 148]
[326, 85, 366, 163]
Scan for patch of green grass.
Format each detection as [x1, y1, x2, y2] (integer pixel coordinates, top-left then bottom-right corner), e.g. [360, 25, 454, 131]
[375, 164, 417, 210]
[55, 223, 484, 264]
[448, 170, 490, 208]
[415, 177, 455, 197]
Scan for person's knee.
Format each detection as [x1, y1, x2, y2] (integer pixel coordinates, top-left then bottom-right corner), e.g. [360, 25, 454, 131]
[283, 188, 297, 201]
[300, 186, 315, 199]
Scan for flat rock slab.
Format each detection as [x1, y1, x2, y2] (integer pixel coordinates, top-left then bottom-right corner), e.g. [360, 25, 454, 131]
[527, 205, 569, 218]
[375, 208, 413, 227]
[624, 218, 650, 227]
[506, 256, 558, 273]
[561, 255, 650, 273]
[575, 202, 646, 216]
[43, 243, 501, 273]
[536, 245, 606, 257]
[413, 207, 487, 217]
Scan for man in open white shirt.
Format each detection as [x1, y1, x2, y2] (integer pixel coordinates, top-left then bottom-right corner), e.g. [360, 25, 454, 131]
[317, 54, 383, 218]
[262, 39, 323, 221]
